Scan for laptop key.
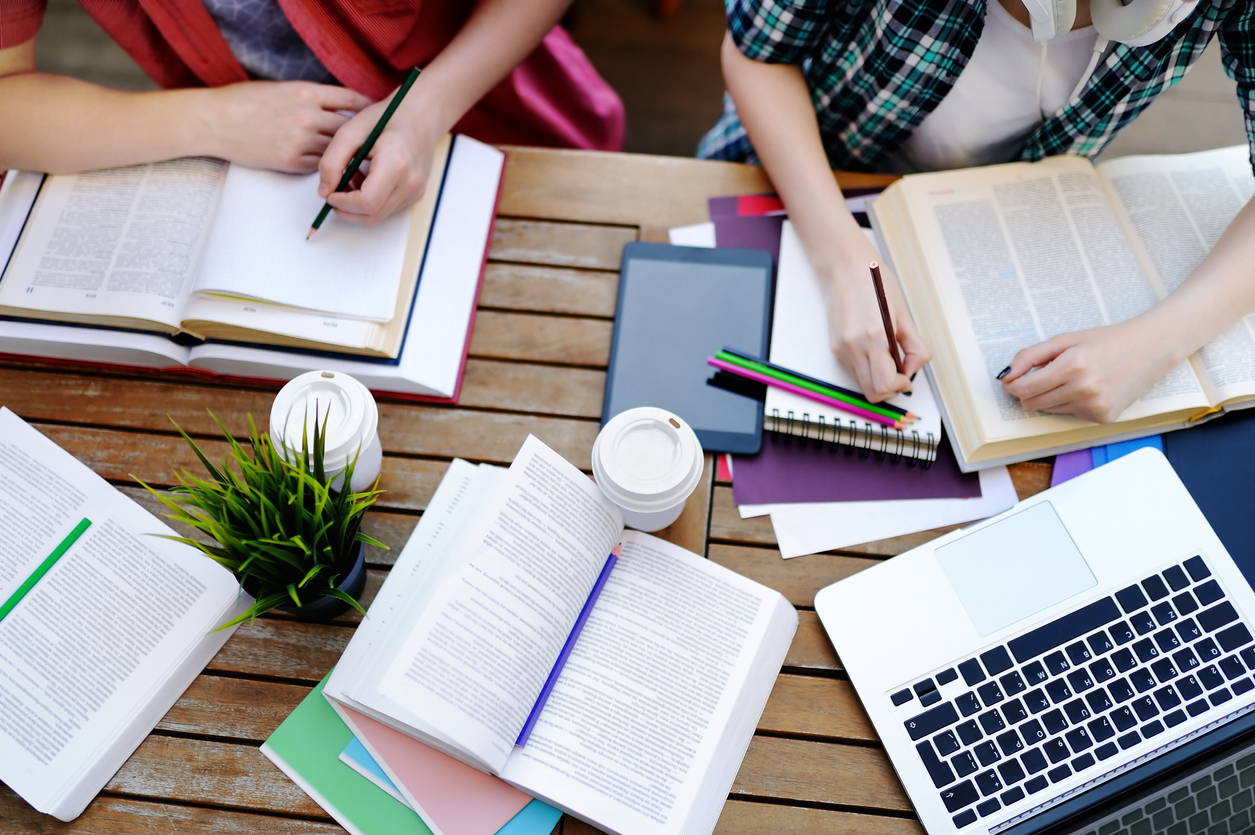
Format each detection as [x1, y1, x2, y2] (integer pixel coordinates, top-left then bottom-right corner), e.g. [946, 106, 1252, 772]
[974, 741, 1000, 767]
[998, 759, 1026, 785]
[1151, 658, 1178, 683]
[1173, 647, 1200, 673]
[1044, 652, 1070, 677]
[1088, 715, 1115, 742]
[1199, 601, 1239, 633]
[1008, 597, 1120, 665]
[953, 750, 979, 777]
[1023, 661, 1048, 686]
[997, 730, 1024, 756]
[1047, 764, 1071, 783]
[1000, 671, 1026, 696]
[1195, 579, 1223, 606]
[1000, 786, 1025, 806]
[1045, 679, 1072, 703]
[1117, 731, 1140, 749]
[1067, 669, 1095, 693]
[1025, 775, 1049, 793]
[1108, 678, 1135, 704]
[975, 769, 1002, 795]
[1112, 648, 1137, 672]
[891, 688, 913, 706]
[1065, 727, 1093, 752]
[1184, 556, 1210, 582]
[1199, 665, 1225, 689]
[979, 710, 1005, 734]
[1132, 696, 1159, 721]
[1020, 719, 1046, 745]
[905, 702, 960, 740]
[977, 681, 1005, 707]
[1177, 674, 1203, 701]
[1153, 684, 1181, 711]
[1187, 698, 1209, 717]
[1164, 565, 1190, 592]
[1095, 741, 1119, 760]
[1177, 618, 1203, 643]
[1043, 709, 1068, 735]
[1090, 657, 1116, 683]
[1110, 622, 1135, 645]
[1173, 591, 1199, 616]
[941, 780, 980, 812]
[1132, 638, 1160, 663]
[920, 689, 942, 707]
[959, 659, 987, 687]
[1063, 699, 1091, 724]
[1066, 642, 1092, 665]
[1210, 688, 1233, 706]
[917, 740, 956, 788]
[1002, 698, 1028, 725]
[1131, 669, 1156, 693]
[981, 646, 1014, 676]
[1087, 632, 1114, 657]
[1024, 689, 1050, 714]
[1142, 575, 1170, 602]
[1234, 677, 1255, 696]
[1140, 720, 1165, 738]
[1164, 709, 1187, 727]
[1217, 623, 1253, 653]
[1242, 646, 1255, 670]
[1070, 752, 1095, 772]
[1197, 638, 1222, 663]
[937, 667, 959, 685]
[1132, 611, 1157, 635]
[1085, 688, 1113, 714]
[1021, 748, 1049, 775]
[915, 678, 937, 696]
[976, 798, 1001, 817]
[1221, 655, 1245, 680]
[952, 810, 978, 829]
[1154, 628, 1181, 653]
[1116, 584, 1149, 613]
[957, 720, 983, 746]
[935, 730, 961, 756]
[1111, 706, 1137, 731]
[1044, 738, 1069, 763]
[956, 692, 981, 716]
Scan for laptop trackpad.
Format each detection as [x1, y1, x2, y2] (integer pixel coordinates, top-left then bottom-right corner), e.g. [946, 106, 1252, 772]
[936, 502, 1097, 637]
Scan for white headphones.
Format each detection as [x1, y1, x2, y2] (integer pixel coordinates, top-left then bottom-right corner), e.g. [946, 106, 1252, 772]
[1021, 0, 1198, 46]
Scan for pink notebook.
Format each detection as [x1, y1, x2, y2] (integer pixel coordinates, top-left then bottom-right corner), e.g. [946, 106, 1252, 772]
[340, 706, 532, 835]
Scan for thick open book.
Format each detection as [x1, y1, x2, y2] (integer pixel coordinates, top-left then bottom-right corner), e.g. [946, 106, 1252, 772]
[323, 436, 798, 835]
[872, 145, 1255, 471]
[0, 407, 248, 820]
[0, 135, 503, 400]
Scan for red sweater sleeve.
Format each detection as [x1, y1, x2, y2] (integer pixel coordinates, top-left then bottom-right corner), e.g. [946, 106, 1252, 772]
[0, 0, 45, 49]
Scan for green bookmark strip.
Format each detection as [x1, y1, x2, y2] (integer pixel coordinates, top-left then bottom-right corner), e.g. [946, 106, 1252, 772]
[0, 517, 91, 623]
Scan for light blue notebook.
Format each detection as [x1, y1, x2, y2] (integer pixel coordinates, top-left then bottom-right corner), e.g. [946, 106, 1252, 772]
[338, 738, 564, 835]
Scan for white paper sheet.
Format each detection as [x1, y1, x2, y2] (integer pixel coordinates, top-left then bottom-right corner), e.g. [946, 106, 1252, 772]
[667, 223, 716, 248]
[765, 466, 1018, 558]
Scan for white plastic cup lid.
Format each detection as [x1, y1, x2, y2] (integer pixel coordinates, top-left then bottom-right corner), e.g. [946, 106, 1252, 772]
[270, 371, 378, 473]
[592, 407, 703, 512]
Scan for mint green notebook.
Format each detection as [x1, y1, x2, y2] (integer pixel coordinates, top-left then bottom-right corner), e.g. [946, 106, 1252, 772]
[261, 673, 431, 835]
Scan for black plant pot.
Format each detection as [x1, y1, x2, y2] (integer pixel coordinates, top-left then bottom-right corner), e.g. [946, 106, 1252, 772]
[246, 540, 368, 623]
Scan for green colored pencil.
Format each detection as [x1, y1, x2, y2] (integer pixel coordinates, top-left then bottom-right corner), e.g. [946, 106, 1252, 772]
[0, 518, 91, 623]
[307, 66, 422, 239]
[715, 350, 914, 423]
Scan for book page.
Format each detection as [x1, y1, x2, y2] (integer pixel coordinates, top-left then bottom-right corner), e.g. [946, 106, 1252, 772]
[0, 408, 242, 818]
[1097, 146, 1255, 404]
[373, 436, 624, 774]
[192, 166, 408, 322]
[896, 158, 1208, 440]
[0, 159, 226, 329]
[500, 531, 793, 835]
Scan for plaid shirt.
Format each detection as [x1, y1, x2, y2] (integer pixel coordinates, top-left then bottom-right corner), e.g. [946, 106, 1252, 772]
[698, 0, 1255, 173]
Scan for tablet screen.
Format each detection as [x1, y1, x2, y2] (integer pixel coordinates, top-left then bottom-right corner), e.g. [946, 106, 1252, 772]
[603, 243, 773, 453]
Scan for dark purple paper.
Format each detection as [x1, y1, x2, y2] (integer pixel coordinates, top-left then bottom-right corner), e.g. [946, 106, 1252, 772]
[713, 213, 785, 266]
[732, 431, 980, 505]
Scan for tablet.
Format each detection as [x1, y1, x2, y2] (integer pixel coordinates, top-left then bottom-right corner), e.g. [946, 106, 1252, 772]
[603, 242, 773, 454]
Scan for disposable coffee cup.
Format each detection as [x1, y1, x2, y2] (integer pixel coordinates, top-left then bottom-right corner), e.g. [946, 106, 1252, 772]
[592, 407, 703, 532]
[270, 371, 382, 493]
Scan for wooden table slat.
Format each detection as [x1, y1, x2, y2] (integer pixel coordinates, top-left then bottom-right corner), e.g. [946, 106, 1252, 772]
[489, 217, 637, 271]
[480, 262, 618, 318]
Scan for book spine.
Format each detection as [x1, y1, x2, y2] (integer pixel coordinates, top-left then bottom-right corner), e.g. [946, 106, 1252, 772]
[767, 408, 937, 467]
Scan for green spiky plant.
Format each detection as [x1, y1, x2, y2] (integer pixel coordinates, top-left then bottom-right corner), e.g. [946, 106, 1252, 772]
[139, 411, 385, 629]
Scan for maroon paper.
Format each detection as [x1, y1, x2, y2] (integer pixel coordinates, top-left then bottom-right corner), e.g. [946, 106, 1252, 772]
[732, 431, 981, 505]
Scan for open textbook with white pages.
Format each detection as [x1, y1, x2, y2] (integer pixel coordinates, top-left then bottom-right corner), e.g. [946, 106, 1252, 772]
[0, 135, 503, 399]
[0, 408, 248, 821]
[323, 437, 798, 835]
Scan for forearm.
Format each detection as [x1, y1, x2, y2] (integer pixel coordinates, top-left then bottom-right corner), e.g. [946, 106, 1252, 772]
[399, 0, 571, 135]
[719, 33, 864, 271]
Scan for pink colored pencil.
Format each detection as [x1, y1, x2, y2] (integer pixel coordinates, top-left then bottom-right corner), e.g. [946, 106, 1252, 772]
[707, 357, 904, 428]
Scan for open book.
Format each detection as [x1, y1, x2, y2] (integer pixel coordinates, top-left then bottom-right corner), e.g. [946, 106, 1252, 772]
[0, 407, 248, 820]
[0, 135, 502, 400]
[323, 436, 798, 835]
[872, 145, 1255, 471]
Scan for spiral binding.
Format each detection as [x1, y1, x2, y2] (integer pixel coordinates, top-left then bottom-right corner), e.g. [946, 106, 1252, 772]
[768, 408, 937, 469]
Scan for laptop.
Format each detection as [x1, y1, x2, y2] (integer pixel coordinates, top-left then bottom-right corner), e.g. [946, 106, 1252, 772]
[815, 448, 1255, 835]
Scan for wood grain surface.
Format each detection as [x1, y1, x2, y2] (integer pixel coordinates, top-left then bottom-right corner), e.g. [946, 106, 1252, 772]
[0, 149, 1050, 834]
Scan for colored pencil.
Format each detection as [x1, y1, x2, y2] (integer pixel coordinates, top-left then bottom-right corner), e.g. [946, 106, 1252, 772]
[307, 66, 421, 239]
[870, 261, 905, 375]
[708, 357, 905, 428]
[716, 348, 916, 421]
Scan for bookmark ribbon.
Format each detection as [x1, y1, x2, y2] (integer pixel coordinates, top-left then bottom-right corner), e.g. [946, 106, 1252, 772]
[515, 546, 619, 747]
[0, 518, 91, 623]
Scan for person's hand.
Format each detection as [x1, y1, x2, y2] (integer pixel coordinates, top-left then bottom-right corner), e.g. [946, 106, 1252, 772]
[1000, 319, 1179, 424]
[821, 241, 931, 402]
[202, 81, 371, 174]
[317, 94, 441, 226]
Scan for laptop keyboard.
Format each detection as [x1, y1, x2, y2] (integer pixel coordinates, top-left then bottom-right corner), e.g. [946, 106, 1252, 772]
[890, 556, 1255, 830]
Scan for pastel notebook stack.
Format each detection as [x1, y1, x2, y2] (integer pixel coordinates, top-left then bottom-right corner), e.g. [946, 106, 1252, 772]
[321, 436, 798, 835]
[0, 134, 504, 401]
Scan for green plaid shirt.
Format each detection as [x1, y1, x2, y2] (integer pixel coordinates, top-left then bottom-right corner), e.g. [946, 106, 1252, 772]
[698, 0, 1255, 173]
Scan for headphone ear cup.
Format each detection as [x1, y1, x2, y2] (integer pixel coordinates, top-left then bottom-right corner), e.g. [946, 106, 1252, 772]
[1091, 0, 1189, 46]
[1022, 0, 1077, 41]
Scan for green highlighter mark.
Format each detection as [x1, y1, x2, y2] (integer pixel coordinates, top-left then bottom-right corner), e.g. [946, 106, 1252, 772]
[0, 517, 91, 623]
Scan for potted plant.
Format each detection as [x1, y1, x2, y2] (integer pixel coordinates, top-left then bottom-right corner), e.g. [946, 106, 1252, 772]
[140, 411, 385, 627]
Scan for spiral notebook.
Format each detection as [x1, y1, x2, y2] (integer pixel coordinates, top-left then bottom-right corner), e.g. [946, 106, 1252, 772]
[765, 221, 941, 463]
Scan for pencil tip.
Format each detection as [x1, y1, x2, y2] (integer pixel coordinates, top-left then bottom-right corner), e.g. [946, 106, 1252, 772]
[306, 228, 316, 240]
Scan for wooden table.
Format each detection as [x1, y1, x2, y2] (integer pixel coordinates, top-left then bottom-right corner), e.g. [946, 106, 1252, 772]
[0, 148, 1053, 834]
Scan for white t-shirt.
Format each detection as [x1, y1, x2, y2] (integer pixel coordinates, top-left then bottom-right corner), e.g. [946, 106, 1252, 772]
[888, 0, 1100, 173]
